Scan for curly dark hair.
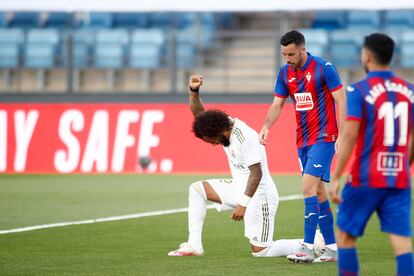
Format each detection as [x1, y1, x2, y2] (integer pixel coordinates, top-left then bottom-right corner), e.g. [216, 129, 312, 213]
[192, 110, 232, 139]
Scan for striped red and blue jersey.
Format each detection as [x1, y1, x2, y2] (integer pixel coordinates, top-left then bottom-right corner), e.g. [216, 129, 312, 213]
[274, 53, 343, 148]
[346, 71, 414, 189]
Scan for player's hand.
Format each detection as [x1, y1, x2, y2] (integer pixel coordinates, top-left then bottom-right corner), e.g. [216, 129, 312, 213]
[259, 126, 269, 145]
[231, 205, 246, 221]
[189, 75, 203, 92]
[329, 177, 342, 204]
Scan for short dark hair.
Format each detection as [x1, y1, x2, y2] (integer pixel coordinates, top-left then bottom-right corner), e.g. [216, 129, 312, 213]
[192, 110, 232, 139]
[363, 33, 395, 65]
[280, 30, 305, 46]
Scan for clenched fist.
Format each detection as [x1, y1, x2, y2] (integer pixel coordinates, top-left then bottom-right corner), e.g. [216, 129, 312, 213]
[189, 75, 203, 92]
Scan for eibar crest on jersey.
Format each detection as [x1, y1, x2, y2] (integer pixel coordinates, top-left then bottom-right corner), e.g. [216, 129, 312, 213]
[306, 72, 312, 82]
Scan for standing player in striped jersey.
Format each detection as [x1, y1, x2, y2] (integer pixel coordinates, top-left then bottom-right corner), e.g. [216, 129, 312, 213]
[259, 30, 345, 263]
[331, 33, 414, 276]
[168, 75, 321, 257]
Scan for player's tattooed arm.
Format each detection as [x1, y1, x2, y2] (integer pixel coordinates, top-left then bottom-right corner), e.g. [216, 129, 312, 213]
[231, 163, 262, 221]
[188, 75, 205, 117]
[245, 163, 263, 197]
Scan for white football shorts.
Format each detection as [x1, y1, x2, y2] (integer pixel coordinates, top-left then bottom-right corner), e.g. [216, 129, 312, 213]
[206, 178, 278, 247]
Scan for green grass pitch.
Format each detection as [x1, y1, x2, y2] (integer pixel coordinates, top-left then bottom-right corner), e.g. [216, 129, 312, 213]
[0, 174, 412, 275]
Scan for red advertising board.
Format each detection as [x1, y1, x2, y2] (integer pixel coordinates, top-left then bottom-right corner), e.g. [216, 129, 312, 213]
[0, 103, 300, 174]
[2, 103, 412, 175]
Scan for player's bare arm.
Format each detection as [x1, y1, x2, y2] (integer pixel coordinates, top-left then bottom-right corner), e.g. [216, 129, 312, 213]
[259, 97, 286, 145]
[231, 163, 262, 221]
[188, 75, 205, 118]
[331, 87, 346, 153]
[330, 120, 360, 204]
[410, 125, 414, 165]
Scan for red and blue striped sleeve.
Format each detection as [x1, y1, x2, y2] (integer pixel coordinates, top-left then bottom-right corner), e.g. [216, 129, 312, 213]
[274, 68, 289, 98]
[346, 85, 363, 121]
[410, 99, 414, 127]
[408, 83, 414, 123]
[323, 63, 343, 92]
[402, 81, 414, 123]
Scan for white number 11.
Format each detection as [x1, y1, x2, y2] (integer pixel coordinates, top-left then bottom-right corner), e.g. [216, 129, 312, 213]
[378, 102, 408, 146]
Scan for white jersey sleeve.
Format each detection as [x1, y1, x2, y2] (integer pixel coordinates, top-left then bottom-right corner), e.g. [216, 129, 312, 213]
[240, 135, 262, 168]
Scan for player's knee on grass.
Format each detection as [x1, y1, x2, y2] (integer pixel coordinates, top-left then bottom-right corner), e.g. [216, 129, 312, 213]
[251, 247, 269, 257]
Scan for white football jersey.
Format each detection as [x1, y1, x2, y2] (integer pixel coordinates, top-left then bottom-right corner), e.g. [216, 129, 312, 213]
[222, 118, 278, 202]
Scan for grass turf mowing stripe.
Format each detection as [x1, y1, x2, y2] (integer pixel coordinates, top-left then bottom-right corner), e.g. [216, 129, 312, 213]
[0, 194, 302, 235]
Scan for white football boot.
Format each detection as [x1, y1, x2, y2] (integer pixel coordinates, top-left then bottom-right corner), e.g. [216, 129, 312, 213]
[313, 229, 326, 257]
[168, 242, 204, 257]
[313, 230, 338, 262]
[287, 243, 315, 263]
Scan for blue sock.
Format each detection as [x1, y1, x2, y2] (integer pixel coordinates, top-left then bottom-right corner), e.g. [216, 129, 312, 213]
[304, 196, 319, 244]
[338, 248, 359, 276]
[397, 253, 414, 276]
[318, 200, 336, 245]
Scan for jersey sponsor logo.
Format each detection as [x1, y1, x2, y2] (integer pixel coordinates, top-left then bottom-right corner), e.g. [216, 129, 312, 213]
[313, 164, 322, 168]
[319, 215, 327, 219]
[294, 92, 314, 111]
[232, 162, 247, 171]
[377, 152, 403, 176]
[306, 72, 312, 82]
[288, 77, 296, 83]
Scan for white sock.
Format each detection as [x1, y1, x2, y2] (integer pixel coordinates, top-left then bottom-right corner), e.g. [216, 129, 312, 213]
[261, 239, 302, 257]
[304, 242, 314, 250]
[326, 243, 338, 251]
[187, 181, 207, 250]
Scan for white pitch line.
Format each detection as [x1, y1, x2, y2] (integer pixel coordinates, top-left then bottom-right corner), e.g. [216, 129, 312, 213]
[0, 194, 302, 235]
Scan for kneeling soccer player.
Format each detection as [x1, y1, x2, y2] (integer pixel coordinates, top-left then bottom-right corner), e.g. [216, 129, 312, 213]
[168, 75, 324, 257]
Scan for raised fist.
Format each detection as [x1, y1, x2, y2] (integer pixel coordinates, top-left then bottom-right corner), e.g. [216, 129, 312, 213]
[189, 75, 203, 91]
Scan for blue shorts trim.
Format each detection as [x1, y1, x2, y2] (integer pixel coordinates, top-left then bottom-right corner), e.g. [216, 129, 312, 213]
[337, 185, 412, 237]
[297, 142, 335, 183]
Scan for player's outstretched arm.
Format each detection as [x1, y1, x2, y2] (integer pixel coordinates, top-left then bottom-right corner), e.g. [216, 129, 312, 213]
[330, 120, 360, 204]
[331, 87, 346, 153]
[259, 97, 286, 145]
[409, 125, 414, 165]
[188, 75, 205, 118]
